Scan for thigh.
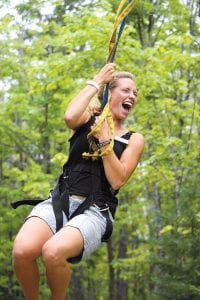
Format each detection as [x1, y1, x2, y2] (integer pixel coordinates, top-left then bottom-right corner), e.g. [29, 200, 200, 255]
[14, 217, 53, 257]
[65, 206, 107, 260]
[43, 225, 84, 261]
[42, 207, 106, 264]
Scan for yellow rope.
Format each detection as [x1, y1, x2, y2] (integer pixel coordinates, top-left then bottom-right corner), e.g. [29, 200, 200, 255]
[83, 0, 137, 160]
[107, 0, 137, 63]
[82, 102, 114, 159]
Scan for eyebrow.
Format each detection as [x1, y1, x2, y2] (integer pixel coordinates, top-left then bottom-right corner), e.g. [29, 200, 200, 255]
[124, 87, 138, 96]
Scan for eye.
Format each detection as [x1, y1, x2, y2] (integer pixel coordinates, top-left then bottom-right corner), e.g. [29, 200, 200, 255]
[133, 91, 138, 97]
[122, 88, 130, 93]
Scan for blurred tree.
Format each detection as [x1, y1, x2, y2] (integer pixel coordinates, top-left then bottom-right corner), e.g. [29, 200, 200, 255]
[0, 0, 199, 299]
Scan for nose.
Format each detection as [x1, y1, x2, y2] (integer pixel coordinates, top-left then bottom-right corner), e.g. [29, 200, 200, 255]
[131, 90, 138, 100]
[129, 92, 136, 101]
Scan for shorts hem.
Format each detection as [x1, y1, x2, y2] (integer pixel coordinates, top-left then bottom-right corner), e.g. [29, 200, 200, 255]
[65, 224, 84, 264]
[25, 215, 55, 234]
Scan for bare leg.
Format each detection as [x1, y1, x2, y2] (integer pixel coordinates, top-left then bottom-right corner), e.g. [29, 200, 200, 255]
[42, 226, 84, 300]
[12, 217, 53, 300]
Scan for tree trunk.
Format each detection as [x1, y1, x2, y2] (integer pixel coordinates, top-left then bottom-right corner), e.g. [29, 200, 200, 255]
[107, 237, 116, 300]
[116, 228, 129, 300]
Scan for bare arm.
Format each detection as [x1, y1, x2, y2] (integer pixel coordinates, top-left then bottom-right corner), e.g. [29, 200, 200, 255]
[102, 133, 144, 190]
[64, 63, 116, 130]
[64, 85, 97, 130]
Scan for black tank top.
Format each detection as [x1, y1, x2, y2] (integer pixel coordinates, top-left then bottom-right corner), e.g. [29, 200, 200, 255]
[62, 116, 133, 214]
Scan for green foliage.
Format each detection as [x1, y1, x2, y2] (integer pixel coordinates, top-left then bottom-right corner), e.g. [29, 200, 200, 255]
[0, 0, 199, 299]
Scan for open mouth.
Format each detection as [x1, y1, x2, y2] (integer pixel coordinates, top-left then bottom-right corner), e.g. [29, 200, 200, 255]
[122, 102, 133, 112]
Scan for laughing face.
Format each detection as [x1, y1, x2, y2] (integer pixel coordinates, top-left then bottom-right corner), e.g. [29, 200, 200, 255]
[109, 77, 137, 121]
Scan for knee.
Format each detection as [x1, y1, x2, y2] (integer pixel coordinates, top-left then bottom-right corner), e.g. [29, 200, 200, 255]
[42, 241, 66, 268]
[12, 236, 38, 265]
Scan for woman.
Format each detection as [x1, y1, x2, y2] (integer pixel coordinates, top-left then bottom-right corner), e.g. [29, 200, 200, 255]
[12, 63, 144, 300]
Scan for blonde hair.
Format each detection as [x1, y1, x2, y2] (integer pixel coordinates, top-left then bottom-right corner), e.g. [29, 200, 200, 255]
[109, 71, 134, 90]
[87, 95, 101, 115]
[88, 71, 135, 115]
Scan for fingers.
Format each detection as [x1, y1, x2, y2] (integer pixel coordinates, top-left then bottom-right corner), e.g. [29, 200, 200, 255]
[90, 117, 110, 140]
[104, 63, 116, 76]
[94, 63, 116, 85]
[105, 63, 116, 70]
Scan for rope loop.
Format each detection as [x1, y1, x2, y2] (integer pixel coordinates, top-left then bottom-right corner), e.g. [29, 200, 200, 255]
[82, 102, 114, 160]
[83, 0, 137, 160]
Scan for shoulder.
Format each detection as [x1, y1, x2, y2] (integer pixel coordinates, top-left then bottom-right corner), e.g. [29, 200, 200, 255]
[129, 132, 145, 152]
[69, 114, 95, 140]
[65, 111, 93, 131]
[130, 132, 144, 142]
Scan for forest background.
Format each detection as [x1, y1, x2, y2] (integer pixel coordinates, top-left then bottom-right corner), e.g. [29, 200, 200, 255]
[0, 0, 199, 299]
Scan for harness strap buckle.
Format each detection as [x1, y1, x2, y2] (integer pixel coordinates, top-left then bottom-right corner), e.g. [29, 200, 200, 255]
[93, 203, 109, 212]
[99, 206, 109, 212]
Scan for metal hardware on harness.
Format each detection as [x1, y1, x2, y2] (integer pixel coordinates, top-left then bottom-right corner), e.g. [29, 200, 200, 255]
[99, 206, 110, 212]
[93, 203, 110, 212]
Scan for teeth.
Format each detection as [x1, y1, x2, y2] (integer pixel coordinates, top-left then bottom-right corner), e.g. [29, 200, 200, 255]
[122, 101, 132, 110]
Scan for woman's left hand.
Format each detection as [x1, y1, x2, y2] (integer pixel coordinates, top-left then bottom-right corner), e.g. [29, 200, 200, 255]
[91, 116, 111, 142]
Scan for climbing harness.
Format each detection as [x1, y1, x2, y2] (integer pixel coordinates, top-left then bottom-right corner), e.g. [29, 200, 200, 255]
[82, 0, 137, 160]
[11, 117, 133, 246]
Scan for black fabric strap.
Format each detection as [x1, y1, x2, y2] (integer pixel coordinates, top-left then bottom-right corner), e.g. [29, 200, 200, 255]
[51, 180, 64, 232]
[90, 163, 113, 242]
[11, 199, 44, 209]
[69, 194, 94, 220]
[100, 210, 113, 242]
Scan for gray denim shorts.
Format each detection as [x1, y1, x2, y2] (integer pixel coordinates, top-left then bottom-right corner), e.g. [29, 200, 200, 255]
[26, 195, 113, 262]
